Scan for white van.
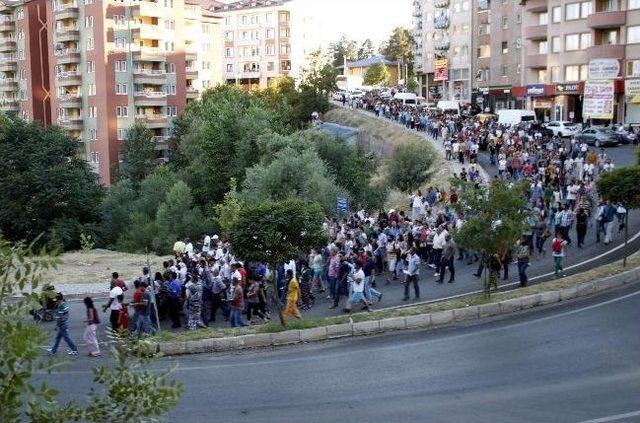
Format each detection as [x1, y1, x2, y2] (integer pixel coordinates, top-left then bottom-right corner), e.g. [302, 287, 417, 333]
[394, 92, 420, 107]
[496, 109, 536, 126]
[437, 100, 460, 115]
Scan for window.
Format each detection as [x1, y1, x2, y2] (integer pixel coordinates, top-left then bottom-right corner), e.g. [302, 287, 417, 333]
[164, 41, 174, 51]
[266, 12, 273, 22]
[501, 65, 508, 77]
[478, 44, 491, 57]
[552, 6, 561, 22]
[266, 44, 275, 55]
[117, 129, 126, 140]
[565, 65, 580, 81]
[580, 64, 588, 80]
[502, 41, 509, 54]
[551, 66, 561, 82]
[116, 106, 128, 117]
[165, 63, 176, 73]
[115, 83, 127, 95]
[87, 106, 97, 118]
[565, 34, 579, 50]
[90, 129, 97, 141]
[580, 1, 591, 18]
[630, 0, 640, 9]
[266, 28, 274, 39]
[627, 26, 640, 44]
[627, 59, 640, 77]
[565, 3, 580, 19]
[85, 16, 93, 27]
[267, 62, 274, 71]
[17, 29, 24, 40]
[226, 63, 233, 72]
[462, 1, 469, 10]
[225, 31, 233, 41]
[552, 36, 561, 52]
[280, 60, 291, 71]
[88, 84, 96, 96]
[516, 38, 522, 49]
[86, 60, 95, 73]
[516, 14, 521, 24]
[502, 16, 508, 29]
[537, 69, 547, 83]
[538, 12, 548, 25]
[538, 40, 548, 54]
[86, 37, 94, 51]
[115, 60, 127, 72]
[580, 32, 592, 48]
[225, 47, 233, 57]
[602, 29, 618, 45]
[517, 64, 521, 74]
[453, 2, 461, 12]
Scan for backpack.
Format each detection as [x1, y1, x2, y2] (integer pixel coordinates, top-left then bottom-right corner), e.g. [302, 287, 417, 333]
[551, 239, 563, 254]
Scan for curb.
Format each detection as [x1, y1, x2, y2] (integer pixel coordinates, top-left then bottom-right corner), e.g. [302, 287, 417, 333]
[155, 265, 640, 356]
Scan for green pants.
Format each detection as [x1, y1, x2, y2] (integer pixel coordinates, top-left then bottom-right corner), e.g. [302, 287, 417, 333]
[554, 256, 563, 274]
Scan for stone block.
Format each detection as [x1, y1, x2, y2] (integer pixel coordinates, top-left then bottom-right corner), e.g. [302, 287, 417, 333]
[326, 323, 353, 338]
[430, 310, 454, 326]
[299, 326, 328, 342]
[478, 302, 501, 318]
[353, 320, 381, 336]
[379, 317, 408, 331]
[271, 330, 301, 345]
[596, 275, 625, 291]
[539, 291, 560, 305]
[453, 306, 480, 321]
[560, 286, 578, 301]
[405, 314, 431, 329]
[520, 294, 542, 309]
[499, 298, 523, 313]
[577, 282, 597, 297]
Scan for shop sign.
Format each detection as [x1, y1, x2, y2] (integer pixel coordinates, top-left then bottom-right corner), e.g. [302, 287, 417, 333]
[555, 83, 580, 94]
[434, 58, 449, 82]
[588, 59, 620, 80]
[533, 98, 553, 108]
[526, 84, 546, 97]
[583, 80, 614, 119]
[625, 79, 640, 104]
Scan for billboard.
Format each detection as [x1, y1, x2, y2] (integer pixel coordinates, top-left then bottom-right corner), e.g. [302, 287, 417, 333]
[583, 80, 614, 120]
[434, 58, 449, 82]
[588, 59, 620, 80]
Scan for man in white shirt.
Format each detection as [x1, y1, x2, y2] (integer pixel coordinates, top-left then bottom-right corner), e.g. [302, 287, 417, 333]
[102, 283, 124, 332]
[403, 247, 421, 301]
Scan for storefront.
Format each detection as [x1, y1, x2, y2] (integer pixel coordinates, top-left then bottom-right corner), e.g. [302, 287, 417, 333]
[553, 83, 583, 123]
[471, 86, 520, 112]
[624, 78, 640, 125]
[524, 84, 554, 122]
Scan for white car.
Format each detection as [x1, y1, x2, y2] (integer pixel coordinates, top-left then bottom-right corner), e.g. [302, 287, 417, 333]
[332, 90, 347, 101]
[544, 121, 579, 137]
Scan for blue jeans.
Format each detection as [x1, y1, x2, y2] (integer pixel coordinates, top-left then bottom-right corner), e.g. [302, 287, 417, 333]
[229, 308, 247, 328]
[51, 324, 77, 353]
[134, 313, 154, 336]
[327, 276, 337, 299]
[365, 277, 381, 302]
[517, 261, 528, 287]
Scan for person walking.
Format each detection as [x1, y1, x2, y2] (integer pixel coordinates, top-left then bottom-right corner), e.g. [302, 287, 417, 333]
[602, 200, 616, 245]
[82, 297, 101, 357]
[229, 277, 248, 328]
[283, 269, 302, 321]
[576, 207, 588, 248]
[166, 271, 182, 329]
[102, 280, 124, 332]
[516, 236, 530, 287]
[437, 235, 456, 284]
[403, 247, 421, 300]
[551, 233, 568, 278]
[47, 293, 79, 356]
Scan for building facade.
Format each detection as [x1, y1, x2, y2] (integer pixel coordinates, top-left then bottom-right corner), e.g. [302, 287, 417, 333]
[471, 0, 524, 111]
[0, 0, 223, 185]
[413, 0, 473, 103]
[346, 55, 400, 87]
[519, 0, 640, 123]
[216, 0, 320, 88]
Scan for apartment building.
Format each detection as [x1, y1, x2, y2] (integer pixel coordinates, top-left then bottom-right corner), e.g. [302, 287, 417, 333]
[471, 0, 524, 111]
[216, 0, 320, 88]
[412, 0, 473, 103]
[0, 0, 223, 186]
[520, 0, 640, 123]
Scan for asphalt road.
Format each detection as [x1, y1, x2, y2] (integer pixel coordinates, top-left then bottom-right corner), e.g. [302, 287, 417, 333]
[40, 284, 640, 423]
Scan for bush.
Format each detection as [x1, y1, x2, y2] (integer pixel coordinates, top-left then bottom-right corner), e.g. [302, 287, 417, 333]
[386, 140, 435, 192]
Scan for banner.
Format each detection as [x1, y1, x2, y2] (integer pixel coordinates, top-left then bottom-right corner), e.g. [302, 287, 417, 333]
[625, 79, 640, 104]
[434, 58, 448, 82]
[588, 59, 620, 80]
[583, 80, 614, 120]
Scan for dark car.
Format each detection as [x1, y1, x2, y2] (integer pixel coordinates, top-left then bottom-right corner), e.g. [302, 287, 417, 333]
[613, 124, 638, 145]
[527, 122, 554, 138]
[574, 127, 620, 147]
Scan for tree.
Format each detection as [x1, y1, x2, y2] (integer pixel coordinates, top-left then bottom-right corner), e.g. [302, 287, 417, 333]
[386, 140, 435, 192]
[380, 27, 414, 67]
[120, 120, 157, 185]
[357, 39, 375, 60]
[453, 181, 530, 296]
[228, 200, 328, 325]
[0, 238, 183, 422]
[213, 178, 245, 235]
[99, 179, 137, 247]
[596, 166, 640, 267]
[299, 48, 337, 95]
[0, 117, 104, 251]
[330, 34, 358, 68]
[363, 62, 389, 86]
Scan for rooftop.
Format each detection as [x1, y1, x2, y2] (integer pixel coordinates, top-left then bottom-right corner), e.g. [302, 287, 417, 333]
[213, 0, 291, 12]
[347, 55, 399, 68]
[316, 122, 358, 140]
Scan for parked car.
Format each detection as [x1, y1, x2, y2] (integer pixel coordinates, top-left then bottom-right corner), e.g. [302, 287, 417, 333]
[527, 122, 554, 138]
[574, 127, 620, 147]
[544, 121, 579, 137]
[613, 124, 638, 144]
[331, 90, 347, 101]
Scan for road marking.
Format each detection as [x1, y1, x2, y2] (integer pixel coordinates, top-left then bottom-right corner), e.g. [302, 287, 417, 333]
[384, 230, 640, 312]
[576, 410, 640, 423]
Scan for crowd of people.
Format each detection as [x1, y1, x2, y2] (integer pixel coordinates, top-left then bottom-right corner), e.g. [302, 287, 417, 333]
[45, 92, 631, 356]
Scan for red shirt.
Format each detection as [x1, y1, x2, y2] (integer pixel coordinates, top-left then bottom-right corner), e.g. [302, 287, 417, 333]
[132, 289, 144, 313]
[113, 278, 128, 291]
[238, 267, 248, 287]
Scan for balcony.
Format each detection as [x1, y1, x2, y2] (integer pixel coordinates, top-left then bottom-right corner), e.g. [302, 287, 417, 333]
[587, 11, 626, 29]
[135, 114, 168, 128]
[524, 24, 547, 40]
[434, 0, 449, 7]
[0, 57, 15, 71]
[54, 47, 81, 64]
[434, 41, 450, 51]
[131, 23, 162, 40]
[56, 71, 82, 86]
[132, 46, 165, 62]
[57, 117, 83, 130]
[134, 90, 167, 106]
[55, 26, 80, 42]
[434, 16, 450, 29]
[0, 77, 16, 91]
[54, 2, 79, 19]
[526, 53, 548, 68]
[587, 44, 625, 59]
[58, 93, 82, 107]
[152, 135, 169, 143]
[525, 0, 547, 12]
[186, 87, 199, 99]
[0, 39, 15, 52]
[133, 68, 166, 84]
[185, 46, 198, 60]
[185, 67, 198, 79]
[0, 98, 17, 111]
[131, 0, 164, 18]
[0, 16, 14, 32]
